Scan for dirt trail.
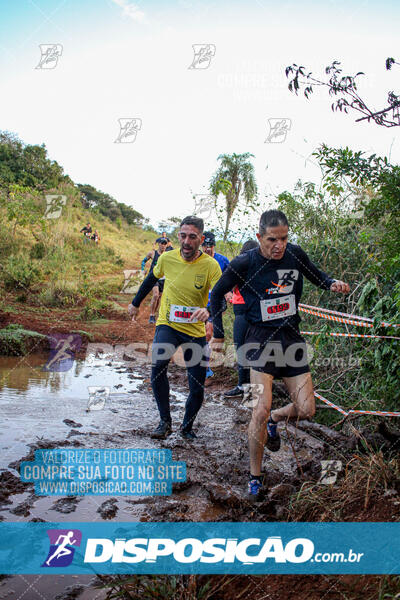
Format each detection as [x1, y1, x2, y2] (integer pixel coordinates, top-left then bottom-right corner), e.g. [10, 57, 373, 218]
[1, 356, 391, 525]
[1, 293, 398, 523]
[1, 295, 399, 600]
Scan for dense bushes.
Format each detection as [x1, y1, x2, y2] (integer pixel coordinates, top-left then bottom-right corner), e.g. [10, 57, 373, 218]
[3, 255, 41, 291]
[77, 182, 147, 228]
[275, 148, 400, 421]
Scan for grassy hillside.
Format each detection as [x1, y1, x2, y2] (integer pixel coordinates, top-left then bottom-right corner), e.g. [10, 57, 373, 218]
[0, 180, 160, 314]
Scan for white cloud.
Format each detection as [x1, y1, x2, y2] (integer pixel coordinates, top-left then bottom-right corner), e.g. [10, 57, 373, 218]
[111, 0, 146, 23]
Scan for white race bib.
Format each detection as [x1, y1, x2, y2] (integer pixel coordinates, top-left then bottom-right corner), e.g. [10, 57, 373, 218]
[169, 304, 200, 323]
[260, 294, 296, 322]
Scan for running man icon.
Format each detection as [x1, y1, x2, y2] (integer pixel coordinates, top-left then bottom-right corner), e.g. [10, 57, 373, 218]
[42, 529, 82, 568]
[43, 334, 82, 372]
[46, 532, 77, 566]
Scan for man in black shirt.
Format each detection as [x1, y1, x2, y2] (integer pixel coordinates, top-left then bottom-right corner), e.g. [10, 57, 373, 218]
[210, 209, 350, 500]
[80, 223, 92, 243]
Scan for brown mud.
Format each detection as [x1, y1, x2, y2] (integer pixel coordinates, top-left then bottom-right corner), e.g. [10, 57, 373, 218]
[0, 295, 399, 599]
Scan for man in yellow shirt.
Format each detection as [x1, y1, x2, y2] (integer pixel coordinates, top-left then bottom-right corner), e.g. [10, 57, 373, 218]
[128, 216, 222, 440]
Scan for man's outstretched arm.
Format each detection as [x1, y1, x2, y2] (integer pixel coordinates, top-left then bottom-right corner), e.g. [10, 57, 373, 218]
[128, 272, 159, 320]
[294, 245, 349, 293]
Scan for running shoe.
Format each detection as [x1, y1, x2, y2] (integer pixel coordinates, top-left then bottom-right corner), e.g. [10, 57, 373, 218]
[265, 418, 281, 452]
[148, 315, 156, 324]
[247, 477, 264, 501]
[223, 386, 244, 398]
[150, 419, 172, 439]
[179, 428, 197, 441]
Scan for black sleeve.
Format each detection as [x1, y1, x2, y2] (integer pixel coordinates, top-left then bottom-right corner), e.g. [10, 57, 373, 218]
[210, 253, 250, 338]
[132, 273, 159, 307]
[294, 245, 335, 290]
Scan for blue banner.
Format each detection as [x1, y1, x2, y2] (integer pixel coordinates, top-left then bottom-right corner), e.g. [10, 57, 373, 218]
[1, 522, 399, 574]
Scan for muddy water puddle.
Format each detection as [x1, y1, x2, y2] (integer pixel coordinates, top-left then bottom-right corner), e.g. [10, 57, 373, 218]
[0, 353, 245, 527]
[0, 353, 155, 464]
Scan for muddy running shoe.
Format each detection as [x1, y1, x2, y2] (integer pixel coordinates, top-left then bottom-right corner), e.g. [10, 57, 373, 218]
[223, 386, 244, 398]
[179, 428, 197, 441]
[150, 419, 172, 439]
[148, 315, 156, 324]
[266, 418, 281, 452]
[247, 477, 264, 502]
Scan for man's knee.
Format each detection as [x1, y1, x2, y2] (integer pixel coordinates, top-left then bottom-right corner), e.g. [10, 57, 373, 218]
[251, 405, 269, 427]
[297, 399, 315, 420]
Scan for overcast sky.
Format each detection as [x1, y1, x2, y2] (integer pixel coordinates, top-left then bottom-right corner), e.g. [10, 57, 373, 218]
[0, 0, 399, 231]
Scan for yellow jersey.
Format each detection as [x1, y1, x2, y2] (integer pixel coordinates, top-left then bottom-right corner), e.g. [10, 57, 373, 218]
[153, 248, 222, 337]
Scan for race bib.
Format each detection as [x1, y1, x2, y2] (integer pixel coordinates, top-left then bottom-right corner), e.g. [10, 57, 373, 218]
[169, 304, 200, 323]
[260, 294, 296, 322]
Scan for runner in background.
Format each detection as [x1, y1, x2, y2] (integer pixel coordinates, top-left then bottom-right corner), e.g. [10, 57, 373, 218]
[161, 231, 173, 248]
[90, 229, 100, 244]
[80, 222, 92, 244]
[141, 235, 173, 275]
[201, 231, 230, 380]
[224, 239, 259, 399]
[147, 238, 173, 324]
[210, 209, 350, 500]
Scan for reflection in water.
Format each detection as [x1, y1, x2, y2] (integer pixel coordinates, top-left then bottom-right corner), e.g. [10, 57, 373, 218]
[0, 353, 66, 394]
[0, 354, 132, 399]
[0, 353, 151, 467]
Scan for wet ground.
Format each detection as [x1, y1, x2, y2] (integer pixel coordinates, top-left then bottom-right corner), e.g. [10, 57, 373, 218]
[0, 352, 352, 598]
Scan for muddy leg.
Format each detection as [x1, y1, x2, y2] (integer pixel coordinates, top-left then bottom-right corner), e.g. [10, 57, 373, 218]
[248, 370, 274, 476]
[271, 372, 315, 423]
[150, 285, 160, 317]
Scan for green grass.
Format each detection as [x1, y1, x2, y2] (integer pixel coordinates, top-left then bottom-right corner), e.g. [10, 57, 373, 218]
[0, 193, 153, 312]
[0, 324, 48, 355]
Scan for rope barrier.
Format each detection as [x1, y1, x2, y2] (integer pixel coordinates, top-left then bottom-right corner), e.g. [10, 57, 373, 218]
[314, 392, 400, 418]
[314, 392, 349, 416]
[301, 330, 400, 341]
[299, 303, 400, 329]
[299, 307, 374, 327]
[348, 408, 400, 417]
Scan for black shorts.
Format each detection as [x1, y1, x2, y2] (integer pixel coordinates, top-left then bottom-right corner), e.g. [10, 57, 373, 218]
[242, 324, 310, 378]
[157, 279, 165, 293]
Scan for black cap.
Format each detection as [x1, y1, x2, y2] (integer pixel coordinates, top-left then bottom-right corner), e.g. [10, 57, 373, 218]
[202, 231, 216, 247]
[156, 236, 169, 244]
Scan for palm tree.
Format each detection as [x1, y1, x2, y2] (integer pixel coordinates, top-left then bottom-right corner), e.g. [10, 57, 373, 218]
[209, 152, 258, 241]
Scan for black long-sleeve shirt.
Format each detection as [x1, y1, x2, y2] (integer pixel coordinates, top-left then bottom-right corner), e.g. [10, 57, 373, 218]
[210, 244, 335, 338]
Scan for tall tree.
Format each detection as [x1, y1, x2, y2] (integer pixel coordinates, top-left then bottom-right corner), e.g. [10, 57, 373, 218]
[0, 131, 68, 190]
[209, 152, 258, 241]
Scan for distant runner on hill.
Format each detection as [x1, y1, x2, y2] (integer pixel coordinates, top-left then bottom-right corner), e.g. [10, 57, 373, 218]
[80, 222, 92, 243]
[90, 229, 100, 244]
